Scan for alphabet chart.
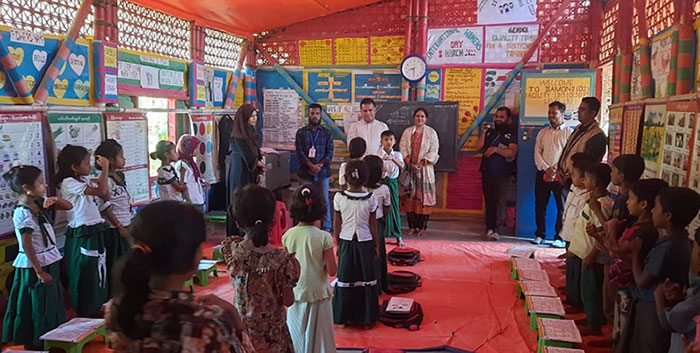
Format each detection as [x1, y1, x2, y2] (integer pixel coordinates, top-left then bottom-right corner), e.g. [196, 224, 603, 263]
[104, 113, 150, 204]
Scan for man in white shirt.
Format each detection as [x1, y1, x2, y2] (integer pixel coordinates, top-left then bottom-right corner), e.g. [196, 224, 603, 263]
[532, 101, 573, 248]
[346, 98, 389, 156]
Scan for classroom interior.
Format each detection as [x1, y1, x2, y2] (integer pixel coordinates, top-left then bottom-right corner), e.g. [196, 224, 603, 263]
[0, 0, 696, 352]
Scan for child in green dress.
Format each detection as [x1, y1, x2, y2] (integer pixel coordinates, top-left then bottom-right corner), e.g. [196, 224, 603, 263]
[378, 130, 405, 247]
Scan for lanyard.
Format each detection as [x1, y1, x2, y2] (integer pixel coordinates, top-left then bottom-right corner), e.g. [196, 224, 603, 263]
[309, 129, 320, 146]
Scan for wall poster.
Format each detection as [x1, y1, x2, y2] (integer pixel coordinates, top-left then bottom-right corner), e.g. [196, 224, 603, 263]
[104, 112, 151, 204]
[641, 104, 668, 178]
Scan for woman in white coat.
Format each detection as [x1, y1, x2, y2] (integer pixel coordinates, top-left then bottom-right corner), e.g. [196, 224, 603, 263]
[399, 108, 440, 236]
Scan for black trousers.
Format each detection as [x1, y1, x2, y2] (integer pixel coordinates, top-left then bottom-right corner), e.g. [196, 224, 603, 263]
[535, 170, 565, 240]
[482, 174, 509, 232]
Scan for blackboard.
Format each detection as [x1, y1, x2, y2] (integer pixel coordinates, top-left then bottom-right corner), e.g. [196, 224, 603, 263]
[375, 101, 459, 172]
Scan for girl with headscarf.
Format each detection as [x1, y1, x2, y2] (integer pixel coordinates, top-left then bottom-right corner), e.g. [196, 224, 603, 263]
[175, 135, 206, 212]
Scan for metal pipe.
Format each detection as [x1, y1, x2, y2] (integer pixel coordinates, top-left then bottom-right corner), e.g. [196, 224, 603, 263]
[401, 0, 415, 101]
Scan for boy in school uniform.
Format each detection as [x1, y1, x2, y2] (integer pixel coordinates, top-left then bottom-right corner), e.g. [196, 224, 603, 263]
[378, 130, 405, 247]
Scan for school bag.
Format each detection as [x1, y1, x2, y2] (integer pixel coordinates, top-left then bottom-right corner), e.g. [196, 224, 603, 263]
[387, 247, 421, 266]
[379, 299, 424, 331]
[386, 270, 422, 294]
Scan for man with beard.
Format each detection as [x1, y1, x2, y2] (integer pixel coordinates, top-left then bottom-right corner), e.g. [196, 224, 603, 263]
[295, 103, 334, 230]
[476, 106, 518, 241]
[347, 98, 389, 156]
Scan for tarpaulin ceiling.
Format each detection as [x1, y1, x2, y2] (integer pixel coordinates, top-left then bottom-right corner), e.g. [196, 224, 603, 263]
[127, 0, 385, 37]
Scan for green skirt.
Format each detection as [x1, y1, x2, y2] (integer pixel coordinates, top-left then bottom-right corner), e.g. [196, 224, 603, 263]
[64, 223, 109, 317]
[376, 217, 388, 293]
[332, 238, 379, 325]
[382, 177, 402, 239]
[104, 227, 131, 297]
[2, 261, 66, 347]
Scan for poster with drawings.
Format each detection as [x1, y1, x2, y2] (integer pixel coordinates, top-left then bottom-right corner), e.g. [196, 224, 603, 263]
[630, 48, 643, 101]
[104, 113, 150, 204]
[0, 112, 48, 237]
[690, 109, 700, 193]
[651, 30, 673, 98]
[48, 113, 103, 176]
[641, 104, 667, 178]
[660, 101, 696, 187]
[190, 114, 218, 184]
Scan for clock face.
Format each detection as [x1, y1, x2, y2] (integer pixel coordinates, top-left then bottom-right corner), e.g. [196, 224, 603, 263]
[401, 55, 427, 82]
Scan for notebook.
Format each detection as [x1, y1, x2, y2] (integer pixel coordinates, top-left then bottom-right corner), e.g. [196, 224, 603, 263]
[386, 297, 414, 313]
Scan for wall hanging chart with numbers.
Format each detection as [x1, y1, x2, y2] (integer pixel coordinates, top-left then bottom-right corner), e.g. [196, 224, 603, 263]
[104, 112, 151, 204]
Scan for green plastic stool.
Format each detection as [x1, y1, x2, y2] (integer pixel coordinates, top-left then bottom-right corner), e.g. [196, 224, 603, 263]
[212, 244, 224, 261]
[184, 277, 195, 293]
[196, 260, 218, 286]
[43, 319, 107, 353]
[205, 211, 227, 224]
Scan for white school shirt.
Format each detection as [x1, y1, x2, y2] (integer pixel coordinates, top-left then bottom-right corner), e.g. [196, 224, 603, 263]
[369, 185, 391, 219]
[559, 186, 590, 241]
[346, 119, 389, 157]
[534, 124, 572, 172]
[12, 205, 62, 268]
[106, 175, 134, 228]
[175, 160, 204, 205]
[60, 177, 110, 228]
[333, 191, 378, 242]
[569, 195, 614, 259]
[157, 165, 184, 202]
[378, 148, 404, 179]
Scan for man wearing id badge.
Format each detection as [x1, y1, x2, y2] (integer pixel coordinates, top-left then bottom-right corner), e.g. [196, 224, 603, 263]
[295, 103, 334, 231]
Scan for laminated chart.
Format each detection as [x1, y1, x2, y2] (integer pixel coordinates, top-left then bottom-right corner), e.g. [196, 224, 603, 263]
[262, 89, 301, 151]
[334, 37, 369, 66]
[444, 68, 482, 151]
[105, 113, 151, 204]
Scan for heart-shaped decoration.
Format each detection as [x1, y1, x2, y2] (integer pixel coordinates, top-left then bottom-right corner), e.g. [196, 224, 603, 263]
[24, 75, 35, 91]
[32, 50, 47, 71]
[68, 53, 85, 76]
[73, 79, 89, 99]
[9, 47, 24, 66]
[0, 72, 6, 89]
[53, 78, 69, 99]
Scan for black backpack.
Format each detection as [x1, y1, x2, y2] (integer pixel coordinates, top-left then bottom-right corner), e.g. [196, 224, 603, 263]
[379, 299, 424, 331]
[386, 270, 422, 294]
[387, 247, 421, 266]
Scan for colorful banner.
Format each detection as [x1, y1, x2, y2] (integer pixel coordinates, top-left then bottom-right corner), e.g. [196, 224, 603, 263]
[426, 27, 484, 65]
[354, 70, 401, 101]
[477, 0, 537, 25]
[117, 49, 187, 99]
[425, 68, 442, 101]
[621, 104, 644, 154]
[520, 71, 595, 126]
[334, 37, 369, 65]
[190, 114, 218, 183]
[104, 113, 151, 204]
[484, 23, 539, 64]
[0, 27, 92, 105]
[261, 89, 301, 151]
[444, 68, 483, 151]
[651, 29, 674, 98]
[660, 100, 696, 187]
[641, 104, 668, 178]
[608, 106, 624, 161]
[299, 39, 333, 66]
[370, 36, 405, 65]
[304, 70, 353, 103]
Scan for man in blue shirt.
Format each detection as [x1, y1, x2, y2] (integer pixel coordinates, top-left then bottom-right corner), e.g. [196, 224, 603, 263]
[295, 103, 334, 231]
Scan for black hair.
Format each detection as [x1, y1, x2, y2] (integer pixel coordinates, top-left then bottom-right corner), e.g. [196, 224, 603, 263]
[115, 201, 206, 339]
[290, 184, 326, 223]
[150, 140, 176, 161]
[571, 152, 595, 174]
[308, 103, 323, 112]
[363, 155, 384, 189]
[360, 98, 376, 107]
[381, 130, 396, 139]
[582, 97, 601, 116]
[2, 165, 42, 194]
[94, 139, 123, 170]
[348, 137, 367, 159]
[55, 145, 90, 187]
[548, 101, 566, 113]
[231, 185, 276, 247]
[658, 187, 700, 228]
[584, 162, 611, 188]
[612, 154, 645, 183]
[630, 179, 668, 212]
[695, 227, 700, 248]
[345, 160, 369, 188]
[496, 106, 512, 118]
[413, 108, 429, 119]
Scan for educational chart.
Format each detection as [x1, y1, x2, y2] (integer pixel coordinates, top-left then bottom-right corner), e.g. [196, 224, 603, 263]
[334, 37, 369, 66]
[47, 112, 103, 176]
[608, 106, 624, 161]
[651, 30, 673, 98]
[426, 26, 484, 66]
[117, 49, 187, 99]
[304, 70, 352, 103]
[104, 113, 150, 204]
[298, 39, 333, 66]
[477, 0, 537, 25]
[484, 24, 539, 64]
[443, 68, 482, 151]
[354, 70, 402, 101]
[190, 114, 218, 184]
[641, 104, 667, 178]
[0, 112, 47, 237]
[631, 48, 643, 101]
[262, 89, 301, 151]
[484, 69, 521, 112]
[425, 68, 442, 101]
[370, 36, 405, 65]
[622, 104, 645, 154]
[660, 101, 696, 187]
[690, 108, 700, 192]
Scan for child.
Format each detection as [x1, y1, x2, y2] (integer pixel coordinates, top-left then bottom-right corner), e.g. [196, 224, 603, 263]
[364, 155, 391, 293]
[339, 137, 366, 190]
[175, 135, 205, 211]
[1, 166, 72, 348]
[55, 144, 111, 317]
[150, 140, 187, 202]
[283, 185, 338, 353]
[378, 130, 405, 247]
[619, 187, 700, 353]
[569, 162, 613, 336]
[560, 153, 594, 310]
[95, 139, 133, 296]
[106, 201, 250, 352]
[222, 184, 300, 353]
[333, 160, 380, 326]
